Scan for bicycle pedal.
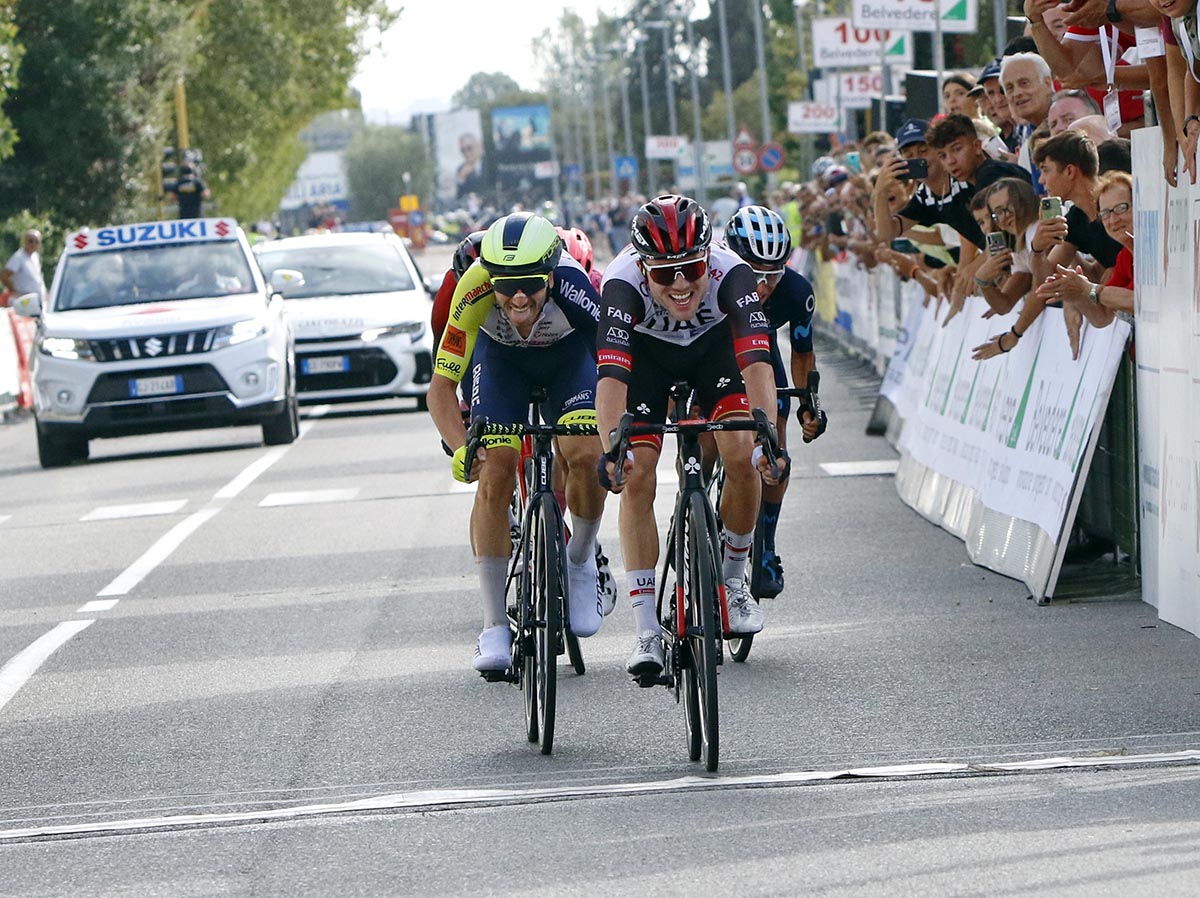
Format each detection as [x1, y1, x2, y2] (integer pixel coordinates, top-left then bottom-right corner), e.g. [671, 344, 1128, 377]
[479, 669, 517, 684]
[635, 672, 670, 688]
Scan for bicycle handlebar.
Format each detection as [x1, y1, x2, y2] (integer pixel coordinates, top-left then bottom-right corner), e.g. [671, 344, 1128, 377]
[607, 408, 781, 489]
[463, 418, 598, 477]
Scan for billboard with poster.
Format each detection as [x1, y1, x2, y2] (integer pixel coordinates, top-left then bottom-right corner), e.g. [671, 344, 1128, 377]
[431, 108, 486, 206]
[490, 104, 554, 195]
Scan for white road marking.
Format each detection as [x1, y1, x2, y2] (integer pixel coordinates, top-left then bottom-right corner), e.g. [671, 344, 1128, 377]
[820, 459, 900, 477]
[0, 620, 95, 714]
[259, 488, 360, 508]
[212, 448, 290, 501]
[96, 508, 221, 597]
[0, 514, 10, 526]
[80, 500, 188, 522]
[77, 599, 119, 613]
[2, 749, 1198, 842]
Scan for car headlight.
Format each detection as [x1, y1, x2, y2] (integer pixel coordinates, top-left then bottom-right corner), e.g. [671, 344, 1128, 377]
[361, 322, 425, 342]
[212, 319, 269, 350]
[39, 336, 95, 361]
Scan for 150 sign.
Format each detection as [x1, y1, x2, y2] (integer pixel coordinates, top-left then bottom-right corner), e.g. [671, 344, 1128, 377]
[787, 102, 841, 134]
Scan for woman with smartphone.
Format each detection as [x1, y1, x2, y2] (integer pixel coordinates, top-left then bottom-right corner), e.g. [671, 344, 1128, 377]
[970, 179, 1040, 333]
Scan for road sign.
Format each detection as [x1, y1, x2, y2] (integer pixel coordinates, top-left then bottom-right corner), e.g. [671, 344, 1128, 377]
[733, 147, 759, 174]
[564, 162, 583, 181]
[734, 127, 757, 148]
[821, 70, 889, 110]
[408, 209, 425, 227]
[646, 135, 689, 160]
[399, 194, 420, 212]
[851, 0, 977, 35]
[787, 102, 841, 134]
[758, 143, 785, 172]
[614, 155, 639, 181]
[810, 17, 912, 69]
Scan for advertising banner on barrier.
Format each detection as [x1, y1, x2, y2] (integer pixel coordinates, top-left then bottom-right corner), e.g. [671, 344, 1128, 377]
[897, 298, 1129, 543]
[1131, 127, 1200, 636]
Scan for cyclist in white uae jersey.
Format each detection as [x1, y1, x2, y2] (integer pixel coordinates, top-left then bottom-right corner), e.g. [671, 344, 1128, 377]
[595, 194, 781, 678]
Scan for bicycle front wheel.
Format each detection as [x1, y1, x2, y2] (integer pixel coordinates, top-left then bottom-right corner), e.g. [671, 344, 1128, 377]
[682, 491, 721, 772]
[532, 493, 563, 755]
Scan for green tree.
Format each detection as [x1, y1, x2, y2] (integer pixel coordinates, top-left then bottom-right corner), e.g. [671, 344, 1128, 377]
[184, 0, 396, 222]
[452, 72, 523, 110]
[0, 0, 24, 161]
[343, 126, 433, 221]
[0, 0, 192, 224]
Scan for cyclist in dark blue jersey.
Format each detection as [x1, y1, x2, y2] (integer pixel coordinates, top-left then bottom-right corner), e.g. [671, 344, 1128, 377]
[724, 205, 828, 598]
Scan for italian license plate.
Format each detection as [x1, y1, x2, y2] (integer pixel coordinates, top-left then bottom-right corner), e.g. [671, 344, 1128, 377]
[302, 356, 348, 375]
[129, 374, 183, 397]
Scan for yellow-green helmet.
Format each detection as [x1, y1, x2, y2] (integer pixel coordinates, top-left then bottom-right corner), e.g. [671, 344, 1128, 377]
[480, 213, 562, 278]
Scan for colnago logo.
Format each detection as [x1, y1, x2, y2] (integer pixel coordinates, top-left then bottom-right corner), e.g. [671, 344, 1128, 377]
[606, 326, 629, 343]
[558, 280, 600, 318]
[89, 220, 227, 250]
[607, 306, 633, 323]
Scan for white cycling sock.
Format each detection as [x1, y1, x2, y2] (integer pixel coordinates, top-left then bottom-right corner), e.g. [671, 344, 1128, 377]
[628, 568, 658, 636]
[722, 530, 753, 582]
[567, 515, 601, 565]
[478, 556, 509, 629]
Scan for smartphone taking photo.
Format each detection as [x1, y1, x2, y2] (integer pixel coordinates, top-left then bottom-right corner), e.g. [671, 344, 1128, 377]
[898, 158, 929, 181]
[1040, 196, 1063, 220]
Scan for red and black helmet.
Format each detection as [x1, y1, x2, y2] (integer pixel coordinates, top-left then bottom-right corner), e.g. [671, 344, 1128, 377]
[630, 194, 712, 261]
[451, 229, 486, 280]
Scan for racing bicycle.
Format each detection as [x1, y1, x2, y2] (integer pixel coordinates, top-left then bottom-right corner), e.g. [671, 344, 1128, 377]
[608, 382, 778, 772]
[463, 394, 597, 755]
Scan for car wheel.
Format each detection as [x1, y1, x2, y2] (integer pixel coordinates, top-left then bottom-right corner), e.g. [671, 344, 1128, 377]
[416, 394, 429, 412]
[263, 374, 300, 446]
[36, 423, 88, 469]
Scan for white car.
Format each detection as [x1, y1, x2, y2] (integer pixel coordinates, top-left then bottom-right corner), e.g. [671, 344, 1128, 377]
[254, 232, 434, 407]
[12, 218, 298, 468]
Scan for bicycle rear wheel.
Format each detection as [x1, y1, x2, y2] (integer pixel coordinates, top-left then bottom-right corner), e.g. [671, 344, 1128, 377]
[682, 491, 721, 772]
[532, 493, 563, 755]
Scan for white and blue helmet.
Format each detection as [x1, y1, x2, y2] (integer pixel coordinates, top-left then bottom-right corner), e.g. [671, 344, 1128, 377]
[725, 205, 791, 265]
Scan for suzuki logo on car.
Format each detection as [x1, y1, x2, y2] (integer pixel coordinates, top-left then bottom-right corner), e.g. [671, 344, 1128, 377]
[143, 337, 164, 356]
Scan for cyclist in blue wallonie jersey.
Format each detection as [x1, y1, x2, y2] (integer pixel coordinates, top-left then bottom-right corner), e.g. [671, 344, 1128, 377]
[595, 194, 783, 678]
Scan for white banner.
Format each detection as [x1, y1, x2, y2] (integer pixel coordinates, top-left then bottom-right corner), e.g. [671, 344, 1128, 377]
[810, 18, 913, 69]
[896, 299, 1130, 542]
[1131, 127, 1200, 635]
[852, 0, 978, 35]
[280, 150, 349, 211]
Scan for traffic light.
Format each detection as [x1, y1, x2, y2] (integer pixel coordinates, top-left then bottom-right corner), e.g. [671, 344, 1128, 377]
[161, 147, 178, 195]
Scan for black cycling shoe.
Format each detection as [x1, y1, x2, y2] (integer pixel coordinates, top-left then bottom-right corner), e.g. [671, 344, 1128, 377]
[756, 550, 785, 599]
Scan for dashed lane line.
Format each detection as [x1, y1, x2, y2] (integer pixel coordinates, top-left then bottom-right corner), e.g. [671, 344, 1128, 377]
[0, 406, 330, 717]
[820, 459, 900, 477]
[1, 749, 1198, 842]
[259, 488, 360, 508]
[80, 500, 189, 522]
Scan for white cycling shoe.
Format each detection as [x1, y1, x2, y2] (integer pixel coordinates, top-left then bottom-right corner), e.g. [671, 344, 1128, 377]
[626, 633, 666, 677]
[596, 545, 618, 617]
[472, 625, 512, 672]
[567, 556, 603, 637]
[725, 578, 764, 634]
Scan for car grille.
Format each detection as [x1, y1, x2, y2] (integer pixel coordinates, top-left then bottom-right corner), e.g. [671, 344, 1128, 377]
[89, 329, 218, 362]
[298, 348, 398, 392]
[295, 334, 360, 345]
[86, 364, 229, 403]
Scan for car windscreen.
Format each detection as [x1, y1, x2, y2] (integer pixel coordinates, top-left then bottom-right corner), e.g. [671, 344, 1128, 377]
[256, 242, 416, 299]
[55, 242, 256, 311]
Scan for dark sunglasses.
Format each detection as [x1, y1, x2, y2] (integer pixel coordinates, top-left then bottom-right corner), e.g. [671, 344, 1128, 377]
[641, 257, 708, 286]
[492, 274, 549, 297]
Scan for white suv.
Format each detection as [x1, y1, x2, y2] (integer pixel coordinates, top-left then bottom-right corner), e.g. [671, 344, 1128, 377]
[12, 218, 298, 468]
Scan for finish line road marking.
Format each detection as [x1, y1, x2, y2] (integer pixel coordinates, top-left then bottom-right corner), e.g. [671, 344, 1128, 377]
[2, 750, 1199, 842]
[0, 620, 95, 715]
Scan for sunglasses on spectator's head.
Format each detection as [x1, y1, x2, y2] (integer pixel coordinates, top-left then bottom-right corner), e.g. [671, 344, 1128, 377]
[492, 274, 549, 297]
[640, 257, 708, 286]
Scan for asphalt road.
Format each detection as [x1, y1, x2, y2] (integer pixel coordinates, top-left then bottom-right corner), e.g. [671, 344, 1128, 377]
[2, 249, 1199, 895]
